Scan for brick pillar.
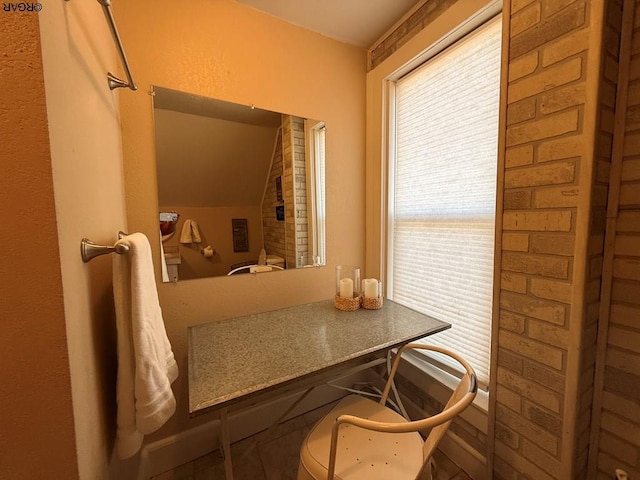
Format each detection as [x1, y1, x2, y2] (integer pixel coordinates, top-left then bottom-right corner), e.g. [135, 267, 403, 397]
[490, 1, 611, 478]
[292, 116, 309, 266]
[282, 115, 297, 266]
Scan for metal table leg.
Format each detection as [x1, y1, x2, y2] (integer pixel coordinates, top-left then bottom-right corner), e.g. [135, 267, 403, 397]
[220, 408, 234, 480]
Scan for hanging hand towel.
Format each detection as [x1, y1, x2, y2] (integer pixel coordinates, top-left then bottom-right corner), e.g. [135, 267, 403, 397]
[179, 219, 202, 244]
[113, 232, 179, 459]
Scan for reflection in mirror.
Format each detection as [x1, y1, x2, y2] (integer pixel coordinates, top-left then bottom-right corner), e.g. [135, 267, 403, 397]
[153, 86, 326, 282]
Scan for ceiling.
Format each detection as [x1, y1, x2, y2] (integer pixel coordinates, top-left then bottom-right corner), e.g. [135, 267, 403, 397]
[235, 0, 421, 48]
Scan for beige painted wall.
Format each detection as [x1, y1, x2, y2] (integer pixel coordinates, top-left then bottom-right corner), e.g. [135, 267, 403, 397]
[0, 12, 78, 480]
[116, 0, 366, 440]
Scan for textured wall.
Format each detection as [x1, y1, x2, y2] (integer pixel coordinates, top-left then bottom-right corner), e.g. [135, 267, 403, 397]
[0, 10, 78, 480]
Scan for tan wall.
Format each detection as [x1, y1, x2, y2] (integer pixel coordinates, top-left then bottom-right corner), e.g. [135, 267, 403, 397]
[154, 109, 277, 208]
[116, 0, 366, 441]
[160, 206, 264, 279]
[0, 12, 78, 480]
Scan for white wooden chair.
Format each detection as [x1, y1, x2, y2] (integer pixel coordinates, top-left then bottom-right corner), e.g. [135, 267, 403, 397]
[297, 344, 477, 480]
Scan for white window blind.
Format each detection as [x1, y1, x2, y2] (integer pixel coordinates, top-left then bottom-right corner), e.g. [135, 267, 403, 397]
[388, 15, 501, 387]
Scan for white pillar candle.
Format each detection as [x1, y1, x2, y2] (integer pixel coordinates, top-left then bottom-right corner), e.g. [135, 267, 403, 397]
[339, 278, 354, 298]
[364, 278, 379, 299]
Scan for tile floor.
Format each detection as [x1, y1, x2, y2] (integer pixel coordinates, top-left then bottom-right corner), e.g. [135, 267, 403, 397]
[151, 400, 472, 480]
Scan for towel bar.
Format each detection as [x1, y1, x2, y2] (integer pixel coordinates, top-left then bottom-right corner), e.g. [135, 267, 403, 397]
[65, 0, 137, 91]
[81, 232, 130, 262]
[98, 0, 137, 90]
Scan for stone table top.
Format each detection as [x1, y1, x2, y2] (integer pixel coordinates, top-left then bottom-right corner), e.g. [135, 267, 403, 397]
[188, 298, 450, 416]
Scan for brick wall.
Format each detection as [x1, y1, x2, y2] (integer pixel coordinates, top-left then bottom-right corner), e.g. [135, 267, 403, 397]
[497, 1, 603, 478]
[262, 127, 286, 260]
[368, 0, 640, 478]
[282, 115, 310, 267]
[368, 0, 458, 70]
[578, 1, 624, 477]
[592, 0, 640, 477]
[282, 115, 296, 266]
[292, 116, 309, 266]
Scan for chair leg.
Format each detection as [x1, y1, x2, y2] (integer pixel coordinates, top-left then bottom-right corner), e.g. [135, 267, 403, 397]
[428, 457, 436, 480]
[220, 409, 234, 480]
[418, 456, 436, 480]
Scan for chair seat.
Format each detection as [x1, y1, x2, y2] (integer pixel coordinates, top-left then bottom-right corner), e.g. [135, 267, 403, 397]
[298, 395, 424, 480]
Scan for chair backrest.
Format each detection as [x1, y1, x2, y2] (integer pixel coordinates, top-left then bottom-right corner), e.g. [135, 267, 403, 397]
[327, 343, 477, 479]
[382, 344, 477, 466]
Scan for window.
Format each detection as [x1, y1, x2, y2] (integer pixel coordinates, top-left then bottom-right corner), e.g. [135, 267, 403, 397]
[387, 15, 502, 387]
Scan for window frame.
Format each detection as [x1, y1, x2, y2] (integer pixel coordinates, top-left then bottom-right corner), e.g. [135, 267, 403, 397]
[385, 13, 502, 391]
[365, 0, 503, 282]
[307, 120, 326, 266]
[364, 1, 503, 402]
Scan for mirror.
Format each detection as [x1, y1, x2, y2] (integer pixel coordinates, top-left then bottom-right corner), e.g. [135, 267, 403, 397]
[153, 86, 326, 282]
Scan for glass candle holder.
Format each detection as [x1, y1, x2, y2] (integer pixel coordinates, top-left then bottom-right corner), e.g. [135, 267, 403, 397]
[361, 278, 384, 310]
[362, 278, 382, 299]
[335, 265, 361, 298]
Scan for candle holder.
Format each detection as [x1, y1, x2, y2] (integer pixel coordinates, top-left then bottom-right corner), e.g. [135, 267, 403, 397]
[362, 278, 383, 310]
[334, 265, 361, 311]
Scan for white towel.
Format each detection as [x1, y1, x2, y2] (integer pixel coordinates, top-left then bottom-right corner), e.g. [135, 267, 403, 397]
[113, 232, 179, 459]
[179, 219, 202, 244]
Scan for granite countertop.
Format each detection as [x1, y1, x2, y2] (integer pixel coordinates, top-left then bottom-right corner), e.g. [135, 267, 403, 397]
[188, 298, 449, 415]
